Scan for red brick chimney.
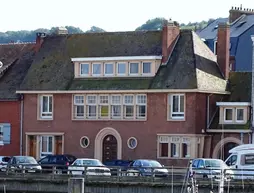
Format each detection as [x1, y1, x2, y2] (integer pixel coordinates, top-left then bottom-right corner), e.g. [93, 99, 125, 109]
[34, 32, 46, 52]
[229, 5, 254, 23]
[217, 23, 230, 80]
[162, 19, 180, 64]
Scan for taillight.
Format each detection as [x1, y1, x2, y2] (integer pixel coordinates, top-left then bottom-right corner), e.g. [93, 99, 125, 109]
[66, 162, 69, 166]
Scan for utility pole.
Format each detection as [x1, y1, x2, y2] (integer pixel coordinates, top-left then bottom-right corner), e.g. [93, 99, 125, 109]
[251, 35, 254, 143]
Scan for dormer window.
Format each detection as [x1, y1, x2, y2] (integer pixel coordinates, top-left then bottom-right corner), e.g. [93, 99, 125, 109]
[117, 63, 126, 75]
[142, 62, 151, 74]
[80, 63, 89, 76]
[92, 63, 101, 76]
[129, 62, 139, 75]
[216, 102, 250, 125]
[104, 63, 114, 76]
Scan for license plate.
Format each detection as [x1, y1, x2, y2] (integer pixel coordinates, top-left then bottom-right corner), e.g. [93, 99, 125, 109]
[28, 170, 35, 173]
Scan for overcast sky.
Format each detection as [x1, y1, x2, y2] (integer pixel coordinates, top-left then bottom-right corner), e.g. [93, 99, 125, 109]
[1, 0, 253, 32]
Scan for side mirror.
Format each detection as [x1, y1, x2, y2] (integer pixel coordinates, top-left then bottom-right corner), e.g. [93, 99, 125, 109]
[235, 165, 238, 169]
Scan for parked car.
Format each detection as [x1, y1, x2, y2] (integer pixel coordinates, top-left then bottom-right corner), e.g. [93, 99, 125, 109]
[68, 158, 111, 176]
[7, 156, 41, 173]
[103, 159, 132, 176]
[0, 156, 11, 172]
[191, 158, 234, 179]
[38, 154, 77, 174]
[127, 159, 169, 177]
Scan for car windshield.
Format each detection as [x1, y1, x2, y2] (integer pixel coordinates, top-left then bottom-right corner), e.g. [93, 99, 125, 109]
[142, 160, 162, 167]
[16, 157, 37, 164]
[205, 160, 223, 168]
[74, 159, 103, 166]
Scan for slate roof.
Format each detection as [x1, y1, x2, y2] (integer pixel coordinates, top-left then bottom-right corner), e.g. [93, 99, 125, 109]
[198, 15, 254, 40]
[209, 72, 251, 130]
[0, 43, 35, 100]
[19, 30, 227, 93]
[150, 30, 227, 92]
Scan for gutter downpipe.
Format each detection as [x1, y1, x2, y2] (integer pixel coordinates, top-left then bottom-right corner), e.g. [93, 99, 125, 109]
[251, 35, 254, 144]
[20, 94, 24, 155]
[206, 94, 213, 130]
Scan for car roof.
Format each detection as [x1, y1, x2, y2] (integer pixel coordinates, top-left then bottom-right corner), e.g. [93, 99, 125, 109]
[133, 159, 158, 162]
[193, 158, 223, 161]
[76, 158, 99, 161]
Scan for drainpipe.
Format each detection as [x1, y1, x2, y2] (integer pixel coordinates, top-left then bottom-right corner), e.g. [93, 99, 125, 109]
[206, 94, 213, 130]
[20, 94, 24, 155]
[251, 35, 254, 144]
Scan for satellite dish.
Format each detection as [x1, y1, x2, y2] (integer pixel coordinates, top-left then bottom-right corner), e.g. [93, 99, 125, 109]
[0, 61, 3, 68]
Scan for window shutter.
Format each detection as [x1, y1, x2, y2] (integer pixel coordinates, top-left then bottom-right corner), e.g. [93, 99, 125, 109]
[3, 123, 11, 144]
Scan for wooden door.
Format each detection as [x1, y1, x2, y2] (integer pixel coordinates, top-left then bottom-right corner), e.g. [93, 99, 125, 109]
[102, 135, 117, 163]
[29, 136, 37, 158]
[54, 136, 63, 155]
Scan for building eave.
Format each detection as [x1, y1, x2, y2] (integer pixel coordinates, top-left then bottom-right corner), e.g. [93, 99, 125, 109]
[71, 55, 163, 62]
[216, 102, 251, 106]
[207, 129, 252, 133]
[16, 89, 230, 94]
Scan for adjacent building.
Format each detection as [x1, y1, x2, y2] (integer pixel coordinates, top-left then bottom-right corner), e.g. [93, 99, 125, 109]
[0, 42, 35, 155]
[198, 6, 254, 71]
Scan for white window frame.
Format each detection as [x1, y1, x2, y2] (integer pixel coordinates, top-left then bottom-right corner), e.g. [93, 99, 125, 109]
[236, 108, 245, 123]
[224, 108, 233, 122]
[117, 62, 126, 76]
[86, 95, 97, 119]
[111, 95, 122, 119]
[170, 137, 180, 158]
[104, 63, 114, 76]
[80, 63, 90, 76]
[181, 137, 191, 158]
[40, 95, 53, 119]
[136, 94, 147, 119]
[170, 94, 185, 120]
[123, 94, 134, 119]
[92, 63, 102, 76]
[98, 95, 110, 119]
[129, 62, 139, 76]
[142, 62, 152, 75]
[40, 136, 54, 158]
[73, 95, 85, 119]
[0, 125, 3, 145]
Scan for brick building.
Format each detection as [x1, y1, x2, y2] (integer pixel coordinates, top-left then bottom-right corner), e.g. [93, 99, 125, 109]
[15, 21, 249, 166]
[0, 42, 35, 155]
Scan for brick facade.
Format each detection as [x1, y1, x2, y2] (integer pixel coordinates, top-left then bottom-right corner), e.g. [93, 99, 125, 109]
[23, 92, 210, 166]
[0, 101, 20, 156]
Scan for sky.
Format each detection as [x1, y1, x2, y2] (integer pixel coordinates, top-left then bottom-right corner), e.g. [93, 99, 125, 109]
[1, 0, 254, 32]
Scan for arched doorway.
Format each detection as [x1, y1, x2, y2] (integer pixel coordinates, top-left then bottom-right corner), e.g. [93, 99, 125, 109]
[218, 142, 238, 161]
[102, 135, 117, 162]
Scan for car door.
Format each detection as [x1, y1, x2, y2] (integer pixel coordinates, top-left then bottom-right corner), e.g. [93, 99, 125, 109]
[197, 159, 208, 176]
[225, 154, 238, 178]
[70, 160, 82, 175]
[38, 156, 51, 172]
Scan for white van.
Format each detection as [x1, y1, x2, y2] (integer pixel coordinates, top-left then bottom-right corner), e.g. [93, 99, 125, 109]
[225, 144, 254, 179]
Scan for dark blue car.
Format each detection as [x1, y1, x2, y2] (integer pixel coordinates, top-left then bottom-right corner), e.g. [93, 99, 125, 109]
[126, 159, 169, 177]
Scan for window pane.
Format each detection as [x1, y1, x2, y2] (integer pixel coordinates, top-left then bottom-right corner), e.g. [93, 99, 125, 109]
[125, 106, 134, 117]
[100, 106, 109, 117]
[74, 96, 84, 104]
[180, 95, 184, 112]
[137, 95, 146, 104]
[117, 63, 126, 74]
[137, 105, 146, 118]
[130, 63, 139, 74]
[171, 143, 179, 157]
[105, 63, 113, 74]
[237, 109, 244, 121]
[99, 96, 109, 104]
[111, 105, 121, 117]
[225, 109, 233, 121]
[172, 96, 179, 112]
[160, 143, 168, 157]
[143, 62, 151, 74]
[48, 137, 53, 152]
[88, 106, 96, 117]
[92, 64, 101, 75]
[41, 136, 47, 152]
[76, 106, 84, 117]
[111, 95, 121, 104]
[81, 64, 89, 75]
[42, 96, 48, 112]
[182, 143, 188, 158]
[87, 96, 97, 104]
[124, 95, 133, 104]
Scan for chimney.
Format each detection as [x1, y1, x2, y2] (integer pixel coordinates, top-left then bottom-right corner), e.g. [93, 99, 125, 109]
[217, 23, 230, 80]
[35, 32, 46, 52]
[229, 6, 254, 23]
[162, 19, 180, 64]
[55, 27, 68, 35]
